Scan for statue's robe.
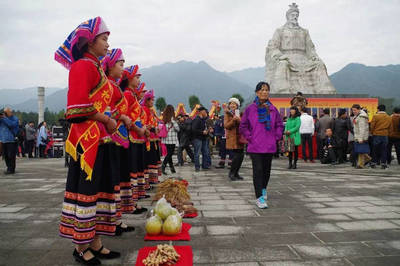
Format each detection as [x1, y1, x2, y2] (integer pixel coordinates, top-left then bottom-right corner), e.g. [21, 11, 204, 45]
[265, 24, 336, 94]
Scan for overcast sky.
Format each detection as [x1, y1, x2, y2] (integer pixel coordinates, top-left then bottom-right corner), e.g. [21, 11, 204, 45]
[1, 0, 399, 90]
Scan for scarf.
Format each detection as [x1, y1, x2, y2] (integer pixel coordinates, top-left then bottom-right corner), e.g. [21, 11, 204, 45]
[254, 96, 271, 131]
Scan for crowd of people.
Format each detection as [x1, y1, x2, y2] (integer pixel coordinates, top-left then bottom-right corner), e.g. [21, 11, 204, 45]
[0, 108, 55, 174]
[287, 104, 400, 170]
[1, 15, 399, 265]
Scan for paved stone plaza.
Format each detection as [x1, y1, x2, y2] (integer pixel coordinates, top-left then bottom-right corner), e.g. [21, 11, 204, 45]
[0, 156, 400, 266]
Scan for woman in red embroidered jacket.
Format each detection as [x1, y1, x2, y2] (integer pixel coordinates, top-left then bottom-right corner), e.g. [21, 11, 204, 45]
[120, 67, 152, 206]
[141, 90, 161, 185]
[55, 17, 120, 265]
[101, 48, 138, 236]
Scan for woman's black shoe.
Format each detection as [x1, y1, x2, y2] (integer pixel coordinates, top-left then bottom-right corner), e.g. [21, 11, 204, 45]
[162, 165, 168, 175]
[90, 246, 121, 260]
[73, 248, 101, 265]
[143, 194, 151, 198]
[132, 207, 148, 214]
[235, 174, 244, 180]
[229, 173, 238, 181]
[170, 166, 176, 173]
[115, 223, 135, 236]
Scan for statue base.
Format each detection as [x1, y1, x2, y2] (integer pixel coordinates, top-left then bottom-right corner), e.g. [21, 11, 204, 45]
[269, 93, 378, 120]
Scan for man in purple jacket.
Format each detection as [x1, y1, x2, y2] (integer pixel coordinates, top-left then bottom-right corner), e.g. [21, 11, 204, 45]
[240, 82, 284, 208]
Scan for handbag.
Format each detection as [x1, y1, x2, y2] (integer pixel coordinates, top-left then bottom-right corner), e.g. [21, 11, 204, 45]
[354, 142, 370, 154]
[158, 123, 168, 138]
[284, 136, 295, 152]
[238, 134, 248, 144]
[278, 139, 285, 153]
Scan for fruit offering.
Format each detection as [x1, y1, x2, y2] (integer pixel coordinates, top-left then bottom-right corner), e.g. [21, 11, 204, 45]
[142, 244, 180, 266]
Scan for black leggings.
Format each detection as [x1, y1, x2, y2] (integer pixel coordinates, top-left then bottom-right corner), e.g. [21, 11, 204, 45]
[229, 149, 244, 176]
[249, 153, 273, 198]
[162, 144, 176, 168]
[39, 144, 46, 158]
[288, 146, 299, 162]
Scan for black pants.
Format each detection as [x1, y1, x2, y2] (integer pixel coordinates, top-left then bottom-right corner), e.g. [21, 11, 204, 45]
[3, 142, 17, 173]
[321, 147, 337, 164]
[217, 137, 232, 161]
[317, 136, 324, 160]
[288, 146, 299, 163]
[349, 141, 355, 165]
[229, 149, 244, 176]
[301, 134, 313, 161]
[25, 140, 35, 158]
[39, 144, 46, 158]
[163, 144, 176, 168]
[177, 144, 194, 164]
[335, 140, 346, 163]
[387, 137, 400, 165]
[249, 153, 273, 198]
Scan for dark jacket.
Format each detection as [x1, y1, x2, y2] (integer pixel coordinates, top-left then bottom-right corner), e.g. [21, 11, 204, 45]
[191, 116, 207, 140]
[213, 116, 225, 137]
[333, 117, 351, 146]
[323, 136, 338, 149]
[178, 118, 193, 146]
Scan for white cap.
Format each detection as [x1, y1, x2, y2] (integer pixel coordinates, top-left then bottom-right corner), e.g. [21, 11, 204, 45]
[228, 97, 240, 107]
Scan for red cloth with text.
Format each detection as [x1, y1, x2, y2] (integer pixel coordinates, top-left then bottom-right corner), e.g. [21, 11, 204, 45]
[135, 245, 193, 266]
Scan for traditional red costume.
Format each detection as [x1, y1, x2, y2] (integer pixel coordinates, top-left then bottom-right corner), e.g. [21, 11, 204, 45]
[55, 17, 117, 244]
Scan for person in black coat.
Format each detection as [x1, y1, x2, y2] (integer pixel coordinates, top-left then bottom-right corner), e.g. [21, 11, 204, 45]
[332, 109, 352, 163]
[192, 107, 209, 171]
[176, 114, 194, 166]
[321, 128, 338, 165]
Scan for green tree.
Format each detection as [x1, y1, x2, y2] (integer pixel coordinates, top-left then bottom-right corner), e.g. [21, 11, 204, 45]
[155, 97, 167, 113]
[231, 93, 244, 107]
[188, 95, 201, 110]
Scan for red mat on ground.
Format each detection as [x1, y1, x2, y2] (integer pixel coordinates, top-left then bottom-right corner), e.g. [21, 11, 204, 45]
[135, 245, 193, 266]
[183, 212, 198, 218]
[144, 223, 191, 241]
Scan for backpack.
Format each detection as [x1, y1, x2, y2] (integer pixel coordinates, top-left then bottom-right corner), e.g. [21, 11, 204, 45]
[158, 123, 168, 138]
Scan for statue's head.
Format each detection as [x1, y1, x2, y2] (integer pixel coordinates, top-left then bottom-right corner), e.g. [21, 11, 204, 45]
[286, 3, 299, 25]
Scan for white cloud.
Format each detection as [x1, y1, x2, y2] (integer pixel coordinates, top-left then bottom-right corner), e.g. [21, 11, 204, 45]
[0, 0, 399, 89]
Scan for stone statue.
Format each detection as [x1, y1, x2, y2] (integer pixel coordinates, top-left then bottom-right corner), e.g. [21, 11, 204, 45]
[265, 3, 336, 94]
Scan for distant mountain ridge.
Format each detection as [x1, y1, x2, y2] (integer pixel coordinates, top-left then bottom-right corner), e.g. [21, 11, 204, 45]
[226, 63, 400, 103]
[141, 60, 252, 107]
[0, 87, 61, 108]
[330, 63, 400, 100]
[1, 62, 399, 112]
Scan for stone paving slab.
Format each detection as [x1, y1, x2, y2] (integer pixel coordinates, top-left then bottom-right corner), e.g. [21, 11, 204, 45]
[1, 156, 400, 265]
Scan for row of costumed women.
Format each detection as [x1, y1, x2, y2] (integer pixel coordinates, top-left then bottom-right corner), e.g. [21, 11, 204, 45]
[54, 16, 163, 264]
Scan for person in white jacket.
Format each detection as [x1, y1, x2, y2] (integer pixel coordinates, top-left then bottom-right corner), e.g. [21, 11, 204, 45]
[299, 107, 315, 162]
[352, 104, 371, 168]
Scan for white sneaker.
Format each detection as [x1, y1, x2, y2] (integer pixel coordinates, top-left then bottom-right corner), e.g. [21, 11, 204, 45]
[256, 197, 268, 209]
